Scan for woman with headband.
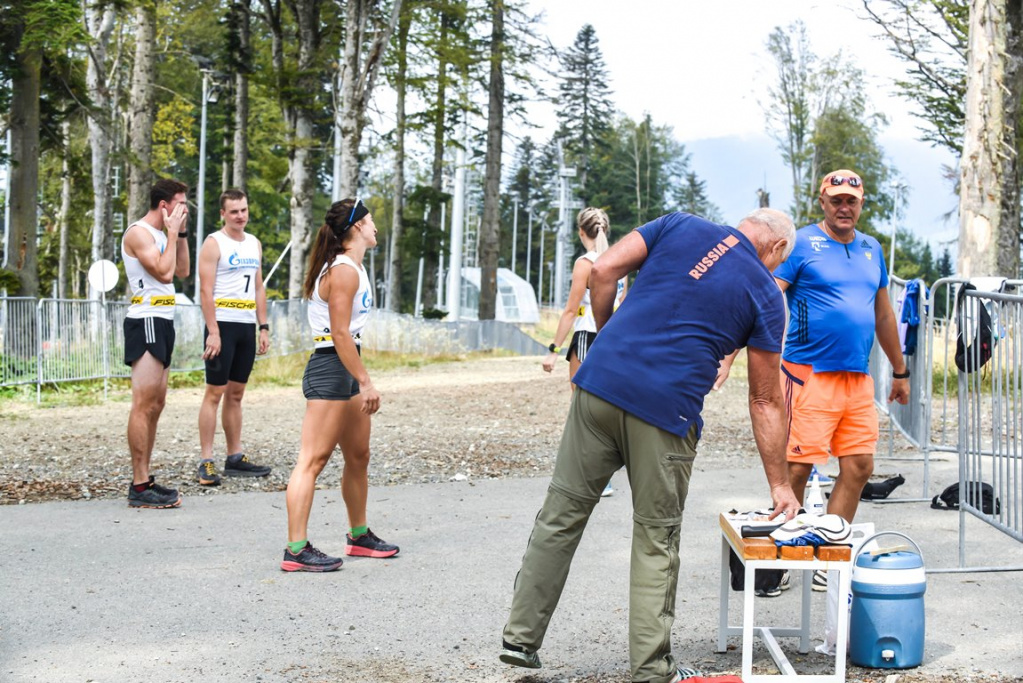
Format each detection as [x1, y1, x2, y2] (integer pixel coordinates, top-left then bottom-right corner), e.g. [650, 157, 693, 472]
[542, 207, 623, 496]
[280, 198, 399, 572]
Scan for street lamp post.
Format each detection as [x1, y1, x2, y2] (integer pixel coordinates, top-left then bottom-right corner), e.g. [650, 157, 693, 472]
[890, 182, 906, 278]
[525, 202, 533, 288]
[511, 196, 519, 276]
[537, 219, 546, 307]
[194, 68, 224, 302]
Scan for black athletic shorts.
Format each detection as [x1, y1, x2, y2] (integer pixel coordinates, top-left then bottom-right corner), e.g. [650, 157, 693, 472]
[567, 330, 597, 363]
[204, 321, 257, 386]
[302, 347, 361, 400]
[123, 316, 176, 368]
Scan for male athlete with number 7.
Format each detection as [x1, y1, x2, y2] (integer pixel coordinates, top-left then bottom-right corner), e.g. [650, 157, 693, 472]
[196, 189, 273, 487]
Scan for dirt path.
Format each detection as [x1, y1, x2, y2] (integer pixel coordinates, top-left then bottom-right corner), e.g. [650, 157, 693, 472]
[0, 354, 914, 505]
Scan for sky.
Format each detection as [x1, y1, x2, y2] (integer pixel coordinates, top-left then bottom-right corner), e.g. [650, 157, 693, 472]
[519, 0, 960, 252]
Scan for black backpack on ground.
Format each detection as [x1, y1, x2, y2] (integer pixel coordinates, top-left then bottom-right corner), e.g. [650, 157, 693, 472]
[931, 481, 1001, 515]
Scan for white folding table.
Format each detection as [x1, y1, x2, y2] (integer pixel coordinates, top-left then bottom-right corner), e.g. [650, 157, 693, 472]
[716, 513, 852, 683]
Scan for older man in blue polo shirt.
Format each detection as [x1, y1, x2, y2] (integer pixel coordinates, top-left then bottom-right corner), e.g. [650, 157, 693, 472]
[500, 208, 801, 683]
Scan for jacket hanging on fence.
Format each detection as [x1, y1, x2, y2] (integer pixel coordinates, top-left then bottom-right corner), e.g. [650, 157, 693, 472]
[898, 278, 925, 356]
[954, 283, 994, 373]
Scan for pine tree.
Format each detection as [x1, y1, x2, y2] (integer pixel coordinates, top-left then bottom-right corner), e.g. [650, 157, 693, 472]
[556, 23, 613, 196]
[675, 171, 722, 222]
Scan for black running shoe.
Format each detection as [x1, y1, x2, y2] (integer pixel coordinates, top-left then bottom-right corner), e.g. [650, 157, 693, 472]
[345, 528, 399, 558]
[198, 460, 221, 486]
[280, 542, 344, 572]
[127, 476, 182, 509]
[224, 453, 271, 478]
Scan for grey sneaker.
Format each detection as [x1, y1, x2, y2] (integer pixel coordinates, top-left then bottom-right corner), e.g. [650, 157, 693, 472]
[672, 667, 705, 682]
[499, 640, 541, 669]
[280, 542, 344, 572]
[127, 476, 181, 508]
[198, 459, 221, 486]
[224, 453, 271, 478]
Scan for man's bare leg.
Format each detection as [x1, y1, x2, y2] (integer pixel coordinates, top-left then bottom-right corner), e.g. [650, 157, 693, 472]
[128, 352, 170, 485]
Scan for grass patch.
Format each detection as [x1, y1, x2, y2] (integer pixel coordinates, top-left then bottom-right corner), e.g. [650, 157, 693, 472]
[0, 347, 527, 406]
[519, 308, 561, 346]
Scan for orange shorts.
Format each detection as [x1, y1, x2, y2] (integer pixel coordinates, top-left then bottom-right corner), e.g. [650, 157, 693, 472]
[781, 361, 878, 463]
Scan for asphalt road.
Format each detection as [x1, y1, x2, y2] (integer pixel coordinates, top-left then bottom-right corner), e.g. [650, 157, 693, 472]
[2, 460, 1021, 683]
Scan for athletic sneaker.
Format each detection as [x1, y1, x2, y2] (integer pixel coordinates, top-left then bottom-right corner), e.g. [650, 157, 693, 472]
[671, 667, 705, 682]
[345, 529, 399, 558]
[280, 542, 344, 572]
[224, 453, 271, 478]
[127, 476, 181, 509]
[601, 482, 614, 497]
[499, 640, 541, 669]
[198, 460, 221, 486]
[812, 569, 828, 591]
[810, 465, 834, 487]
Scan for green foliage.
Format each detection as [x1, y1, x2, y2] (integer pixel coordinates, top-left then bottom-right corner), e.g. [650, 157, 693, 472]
[587, 113, 691, 230]
[421, 307, 446, 319]
[804, 107, 898, 234]
[861, 0, 968, 155]
[763, 21, 892, 227]
[0, 269, 22, 294]
[675, 171, 723, 222]
[556, 23, 614, 194]
[152, 97, 198, 174]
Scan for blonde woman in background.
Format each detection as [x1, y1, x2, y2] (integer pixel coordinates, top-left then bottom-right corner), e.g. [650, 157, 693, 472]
[542, 207, 621, 496]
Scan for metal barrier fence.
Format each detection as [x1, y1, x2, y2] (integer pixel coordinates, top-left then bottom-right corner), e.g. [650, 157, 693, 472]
[857, 276, 1023, 572]
[948, 284, 1023, 571]
[0, 297, 545, 399]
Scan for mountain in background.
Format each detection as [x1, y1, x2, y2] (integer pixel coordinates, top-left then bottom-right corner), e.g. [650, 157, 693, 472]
[687, 134, 958, 252]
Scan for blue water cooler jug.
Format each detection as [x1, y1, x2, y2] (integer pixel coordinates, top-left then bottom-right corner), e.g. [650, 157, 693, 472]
[849, 532, 926, 668]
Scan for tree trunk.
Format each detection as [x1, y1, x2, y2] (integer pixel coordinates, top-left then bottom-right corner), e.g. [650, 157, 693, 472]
[386, 6, 411, 312]
[9, 45, 42, 297]
[958, 0, 1022, 278]
[284, 0, 321, 299]
[127, 0, 156, 222]
[84, 4, 117, 300]
[478, 0, 504, 320]
[58, 121, 72, 299]
[339, 0, 403, 197]
[424, 8, 450, 310]
[286, 112, 315, 298]
[232, 0, 251, 190]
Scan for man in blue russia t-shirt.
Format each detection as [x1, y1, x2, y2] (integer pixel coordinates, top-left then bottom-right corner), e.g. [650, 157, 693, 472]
[771, 169, 909, 537]
[501, 209, 801, 683]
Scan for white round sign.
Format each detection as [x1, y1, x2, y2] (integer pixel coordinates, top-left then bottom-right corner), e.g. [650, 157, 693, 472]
[87, 259, 120, 293]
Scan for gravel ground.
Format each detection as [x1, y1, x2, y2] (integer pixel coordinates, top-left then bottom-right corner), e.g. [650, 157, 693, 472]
[0, 355, 796, 505]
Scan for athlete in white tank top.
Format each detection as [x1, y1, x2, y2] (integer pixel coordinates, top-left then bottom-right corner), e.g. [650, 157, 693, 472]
[309, 254, 372, 348]
[123, 221, 176, 320]
[208, 231, 261, 324]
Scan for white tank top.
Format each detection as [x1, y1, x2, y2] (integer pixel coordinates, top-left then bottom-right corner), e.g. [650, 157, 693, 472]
[209, 231, 261, 323]
[308, 254, 372, 349]
[573, 251, 627, 332]
[573, 252, 599, 334]
[122, 220, 175, 320]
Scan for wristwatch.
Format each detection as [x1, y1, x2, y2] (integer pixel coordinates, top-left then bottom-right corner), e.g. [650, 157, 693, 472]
[892, 369, 910, 379]
[259, 323, 270, 332]
[177, 231, 189, 239]
[549, 343, 561, 353]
